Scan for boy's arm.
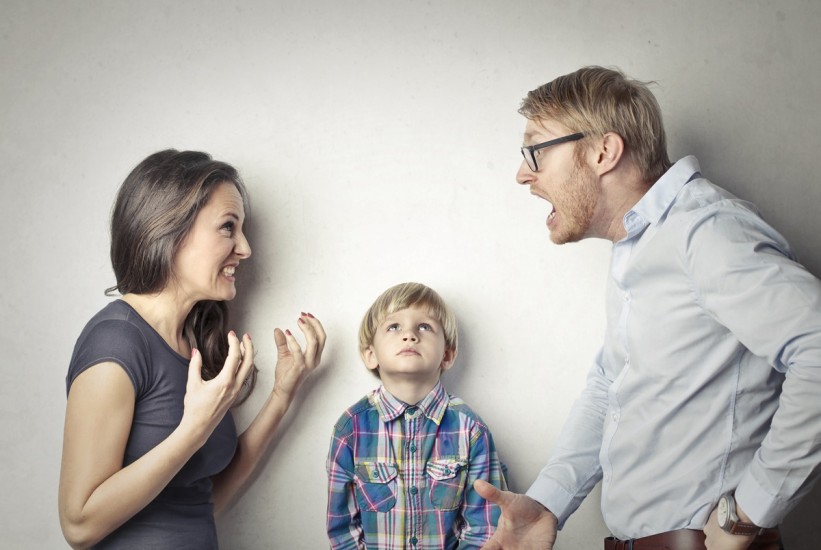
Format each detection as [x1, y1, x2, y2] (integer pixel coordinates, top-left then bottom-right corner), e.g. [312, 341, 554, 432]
[326, 429, 366, 550]
[457, 424, 505, 548]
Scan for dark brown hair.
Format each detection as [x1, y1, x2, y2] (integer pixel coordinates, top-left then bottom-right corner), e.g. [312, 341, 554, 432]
[107, 149, 256, 397]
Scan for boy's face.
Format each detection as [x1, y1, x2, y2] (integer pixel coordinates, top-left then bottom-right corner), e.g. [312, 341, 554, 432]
[363, 305, 456, 386]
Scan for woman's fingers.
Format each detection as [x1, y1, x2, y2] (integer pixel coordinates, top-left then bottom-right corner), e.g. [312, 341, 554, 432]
[296, 312, 326, 367]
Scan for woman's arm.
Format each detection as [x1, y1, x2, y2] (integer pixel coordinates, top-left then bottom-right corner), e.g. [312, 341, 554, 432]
[59, 334, 254, 549]
[211, 315, 326, 514]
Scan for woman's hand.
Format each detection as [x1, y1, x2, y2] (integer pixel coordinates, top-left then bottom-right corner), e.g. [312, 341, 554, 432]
[180, 331, 256, 443]
[272, 312, 326, 401]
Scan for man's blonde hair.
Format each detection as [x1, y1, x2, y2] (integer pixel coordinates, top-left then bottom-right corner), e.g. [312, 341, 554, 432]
[520, 66, 672, 184]
[359, 283, 458, 377]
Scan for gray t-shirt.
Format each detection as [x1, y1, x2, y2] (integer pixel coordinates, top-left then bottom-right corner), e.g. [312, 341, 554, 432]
[67, 300, 238, 549]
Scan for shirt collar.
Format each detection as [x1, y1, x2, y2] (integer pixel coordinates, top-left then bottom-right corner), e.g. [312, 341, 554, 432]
[372, 381, 450, 425]
[624, 156, 702, 235]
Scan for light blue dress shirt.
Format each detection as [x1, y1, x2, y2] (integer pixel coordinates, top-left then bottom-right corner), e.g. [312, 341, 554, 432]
[527, 156, 821, 539]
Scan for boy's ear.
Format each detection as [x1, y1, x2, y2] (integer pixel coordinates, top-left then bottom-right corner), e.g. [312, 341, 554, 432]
[362, 346, 380, 372]
[439, 347, 458, 373]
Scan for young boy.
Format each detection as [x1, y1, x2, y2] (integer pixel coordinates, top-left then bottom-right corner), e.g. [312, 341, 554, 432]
[326, 282, 506, 549]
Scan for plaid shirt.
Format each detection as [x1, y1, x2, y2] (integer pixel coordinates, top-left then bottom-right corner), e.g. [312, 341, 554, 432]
[326, 382, 505, 549]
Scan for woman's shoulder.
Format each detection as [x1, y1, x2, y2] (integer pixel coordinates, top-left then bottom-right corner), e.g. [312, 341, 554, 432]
[67, 301, 155, 392]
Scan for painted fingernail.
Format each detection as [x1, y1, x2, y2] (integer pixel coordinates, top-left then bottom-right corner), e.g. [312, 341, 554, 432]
[307, 312, 315, 318]
[285, 329, 292, 336]
[192, 348, 198, 358]
[300, 311, 307, 316]
[298, 317, 305, 324]
[229, 330, 236, 337]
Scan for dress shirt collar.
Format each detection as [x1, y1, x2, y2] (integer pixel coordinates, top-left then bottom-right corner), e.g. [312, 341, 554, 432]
[625, 156, 702, 233]
[372, 381, 450, 425]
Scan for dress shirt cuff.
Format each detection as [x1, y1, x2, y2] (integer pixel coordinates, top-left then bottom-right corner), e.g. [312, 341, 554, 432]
[525, 477, 576, 529]
[734, 473, 785, 528]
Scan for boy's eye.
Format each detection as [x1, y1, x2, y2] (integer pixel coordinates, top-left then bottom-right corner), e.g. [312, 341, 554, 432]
[386, 323, 400, 331]
[418, 323, 433, 331]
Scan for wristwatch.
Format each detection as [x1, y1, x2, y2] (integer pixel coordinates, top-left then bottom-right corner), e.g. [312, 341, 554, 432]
[717, 493, 763, 536]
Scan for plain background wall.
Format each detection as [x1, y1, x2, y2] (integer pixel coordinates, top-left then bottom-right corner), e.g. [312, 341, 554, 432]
[2, 1, 820, 548]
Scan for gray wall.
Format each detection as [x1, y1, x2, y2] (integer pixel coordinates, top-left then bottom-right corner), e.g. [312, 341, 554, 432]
[2, 1, 820, 548]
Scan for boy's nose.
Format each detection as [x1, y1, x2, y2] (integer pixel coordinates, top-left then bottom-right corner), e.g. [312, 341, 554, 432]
[403, 333, 418, 342]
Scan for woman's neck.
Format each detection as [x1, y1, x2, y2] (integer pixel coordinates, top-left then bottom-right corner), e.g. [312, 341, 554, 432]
[121, 291, 194, 357]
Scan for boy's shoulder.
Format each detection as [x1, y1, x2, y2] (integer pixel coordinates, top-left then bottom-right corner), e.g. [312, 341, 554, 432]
[442, 390, 490, 431]
[332, 392, 377, 433]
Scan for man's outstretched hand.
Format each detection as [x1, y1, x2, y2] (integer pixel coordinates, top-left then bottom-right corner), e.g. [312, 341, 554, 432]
[475, 479, 559, 549]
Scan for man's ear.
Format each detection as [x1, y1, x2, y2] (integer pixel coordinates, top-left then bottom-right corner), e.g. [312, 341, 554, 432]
[362, 346, 380, 373]
[440, 347, 458, 373]
[591, 132, 625, 177]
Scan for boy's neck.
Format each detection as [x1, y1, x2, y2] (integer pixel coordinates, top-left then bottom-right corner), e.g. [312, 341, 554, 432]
[380, 375, 441, 406]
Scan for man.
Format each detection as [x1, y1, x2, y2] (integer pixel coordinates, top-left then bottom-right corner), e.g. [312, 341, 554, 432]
[475, 66, 821, 550]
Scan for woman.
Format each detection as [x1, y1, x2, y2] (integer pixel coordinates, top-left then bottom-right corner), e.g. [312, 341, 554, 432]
[58, 150, 326, 549]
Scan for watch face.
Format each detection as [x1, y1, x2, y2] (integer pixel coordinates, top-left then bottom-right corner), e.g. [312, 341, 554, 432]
[717, 497, 729, 526]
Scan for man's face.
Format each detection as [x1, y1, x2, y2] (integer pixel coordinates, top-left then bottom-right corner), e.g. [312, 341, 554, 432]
[516, 118, 601, 244]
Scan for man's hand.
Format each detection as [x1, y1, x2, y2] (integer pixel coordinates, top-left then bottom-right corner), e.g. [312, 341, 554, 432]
[703, 505, 755, 550]
[474, 479, 558, 549]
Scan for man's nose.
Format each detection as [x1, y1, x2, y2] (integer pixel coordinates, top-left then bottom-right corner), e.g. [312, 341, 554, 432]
[516, 159, 535, 185]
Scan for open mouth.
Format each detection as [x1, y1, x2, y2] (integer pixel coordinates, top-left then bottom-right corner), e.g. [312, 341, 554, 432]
[222, 266, 236, 278]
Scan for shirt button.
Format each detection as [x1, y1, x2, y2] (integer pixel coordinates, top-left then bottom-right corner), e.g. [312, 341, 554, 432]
[410, 536, 418, 545]
[623, 292, 630, 302]
[409, 444, 417, 453]
[611, 412, 619, 422]
[410, 486, 418, 495]
[406, 406, 418, 415]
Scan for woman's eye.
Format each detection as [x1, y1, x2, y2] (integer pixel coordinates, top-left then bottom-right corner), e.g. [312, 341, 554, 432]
[221, 221, 235, 233]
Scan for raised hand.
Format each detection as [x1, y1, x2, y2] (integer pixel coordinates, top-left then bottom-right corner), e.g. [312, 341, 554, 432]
[181, 331, 256, 443]
[475, 479, 558, 549]
[272, 312, 326, 401]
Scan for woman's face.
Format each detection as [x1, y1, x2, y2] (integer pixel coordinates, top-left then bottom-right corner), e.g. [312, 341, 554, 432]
[171, 182, 251, 303]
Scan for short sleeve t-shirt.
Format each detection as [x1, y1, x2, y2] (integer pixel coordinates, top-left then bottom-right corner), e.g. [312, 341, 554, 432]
[67, 300, 238, 549]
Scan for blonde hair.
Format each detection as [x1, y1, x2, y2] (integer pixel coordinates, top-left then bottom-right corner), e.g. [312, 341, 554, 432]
[520, 66, 672, 184]
[359, 283, 458, 377]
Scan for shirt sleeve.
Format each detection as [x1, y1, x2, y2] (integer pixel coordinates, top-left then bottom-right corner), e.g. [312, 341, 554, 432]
[67, 318, 150, 395]
[526, 348, 608, 528]
[326, 422, 366, 550]
[684, 205, 821, 526]
[457, 423, 505, 548]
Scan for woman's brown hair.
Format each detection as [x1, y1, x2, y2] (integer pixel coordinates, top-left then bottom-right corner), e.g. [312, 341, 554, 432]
[106, 149, 256, 398]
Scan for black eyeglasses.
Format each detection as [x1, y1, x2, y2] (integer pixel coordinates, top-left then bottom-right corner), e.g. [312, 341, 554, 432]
[520, 132, 585, 172]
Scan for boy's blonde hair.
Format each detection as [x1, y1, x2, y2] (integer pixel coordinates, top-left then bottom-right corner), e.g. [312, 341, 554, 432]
[359, 283, 458, 377]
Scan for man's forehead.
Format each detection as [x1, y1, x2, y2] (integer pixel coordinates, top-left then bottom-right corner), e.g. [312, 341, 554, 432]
[523, 118, 562, 142]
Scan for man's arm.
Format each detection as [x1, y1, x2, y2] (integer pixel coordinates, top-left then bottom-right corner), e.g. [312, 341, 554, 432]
[686, 207, 821, 527]
[525, 349, 610, 527]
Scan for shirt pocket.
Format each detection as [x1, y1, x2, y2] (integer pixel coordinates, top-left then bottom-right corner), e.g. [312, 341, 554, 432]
[354, 461, 398, 513]
[426, 457, 467, 510]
